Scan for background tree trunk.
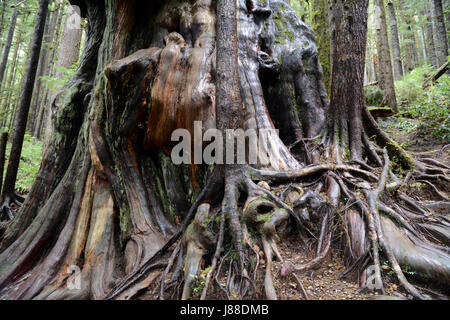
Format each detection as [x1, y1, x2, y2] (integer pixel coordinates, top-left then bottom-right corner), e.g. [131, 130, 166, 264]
[424, 1, 438, 67]
[374, 0, 397, 112]
[0, 0, 7, 54]
[28, 3, 55, 134]
[0, 20, 24, 128]
[0, 1, 20, 85]
[387, 2, 403, 80]
[432, 0, 449, 67]
[43, 2, 82, 142]
[1, 0, 49, 205]
[34, 2, 65, 139]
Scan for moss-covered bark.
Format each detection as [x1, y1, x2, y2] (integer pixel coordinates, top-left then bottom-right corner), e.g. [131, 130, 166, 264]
[0, 0, 448, 301]
[311, 0, 331, 92]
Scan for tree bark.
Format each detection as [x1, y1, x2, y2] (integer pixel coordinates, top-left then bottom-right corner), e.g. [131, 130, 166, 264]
[28, 4, 55, 134]
[0, 132, 7, 200]
[0, 20, 24, 128]
[330, 0, 369, 161]
[43, 3, 82, 142]
[1, 0, 49, 203]
[374, 0, 397, 112]
[424, 2, 438, 67]
[387, 2, 403, 80]
[34, 2, 65, 139]
[432, 0, 449, 67]
[0, 0, 6, 53]
[311, 0, 331, 92]
[0, 1, 20, 85]
[0, 0, 447, 301]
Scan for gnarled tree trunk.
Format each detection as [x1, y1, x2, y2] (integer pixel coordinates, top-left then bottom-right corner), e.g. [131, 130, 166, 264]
[0, 0, 448, 301]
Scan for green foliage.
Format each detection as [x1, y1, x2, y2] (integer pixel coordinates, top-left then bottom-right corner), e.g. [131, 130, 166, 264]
[190, 266, 210, 299]
[395, 67, 450, 141]
[4, 134, 43, 192]
[395, 66, 431, 104]
[41, 65, 77, 91]
[288, 0, 310, 24]
[364, 85, 384, 107]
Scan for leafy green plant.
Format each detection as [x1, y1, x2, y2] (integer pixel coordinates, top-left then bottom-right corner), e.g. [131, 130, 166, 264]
[4, 134, 43, 193]
[190, 267, 210, 300]
[394, 67, 450, 141]
[364, 85, 384, 107]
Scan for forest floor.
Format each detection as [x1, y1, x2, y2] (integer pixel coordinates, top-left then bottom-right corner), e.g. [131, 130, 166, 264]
[204, 117, 449, 301]
[256, 119, 450, 301]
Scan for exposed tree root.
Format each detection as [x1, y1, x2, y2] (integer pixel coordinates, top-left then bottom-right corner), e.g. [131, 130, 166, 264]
[0, 0, 449, 302]
[98, 139, 449, 301]
[0, 192, 25, 220]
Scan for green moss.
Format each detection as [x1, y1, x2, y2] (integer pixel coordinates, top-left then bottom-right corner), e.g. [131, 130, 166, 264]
[272, 8, 294, 45]
[310, 0, 331, 92]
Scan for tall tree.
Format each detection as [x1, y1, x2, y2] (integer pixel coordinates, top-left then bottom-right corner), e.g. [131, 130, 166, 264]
[0, 0, 7, 49]
[330, 0, 369, 160]
[432, 0, 449, 66]
[34, 1, 65, 138]
[387, 2, 403, 80]
[28, 1, 57, 135]
[0, 18, 25, 127]
[374, 0, 397, 112]
[0, 1, 20, 86]
[424, 1, 438, 67]
[1, 0, 50, 214]
[0, 0, 447, 301]
[43, 2, 82, 141]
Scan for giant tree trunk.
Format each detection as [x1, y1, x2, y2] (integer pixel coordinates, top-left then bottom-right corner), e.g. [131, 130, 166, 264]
[374, 0, 397, 113]
[0, 0, 448, 301]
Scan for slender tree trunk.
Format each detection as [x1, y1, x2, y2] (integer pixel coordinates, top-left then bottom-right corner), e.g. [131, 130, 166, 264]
[0, 1, 20, 85]
[374, 0, 397, 112]
[0, 132, 8, 198]
[35, 2, 64, 139]
[425, 2, 438, 67]
[43, 3, 82, 142]
[1, 0, 50, 203]
[0, 25, 23, 127]
[387, 2, 403, 80]
[432, 0, 449, 67]
[412, 18, 423, 63]
[0, 0, 6, 53]
[29, 3, 56, 135]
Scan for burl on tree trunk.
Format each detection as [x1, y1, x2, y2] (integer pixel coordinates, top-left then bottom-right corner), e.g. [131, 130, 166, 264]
[0, 0, 449, 301]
